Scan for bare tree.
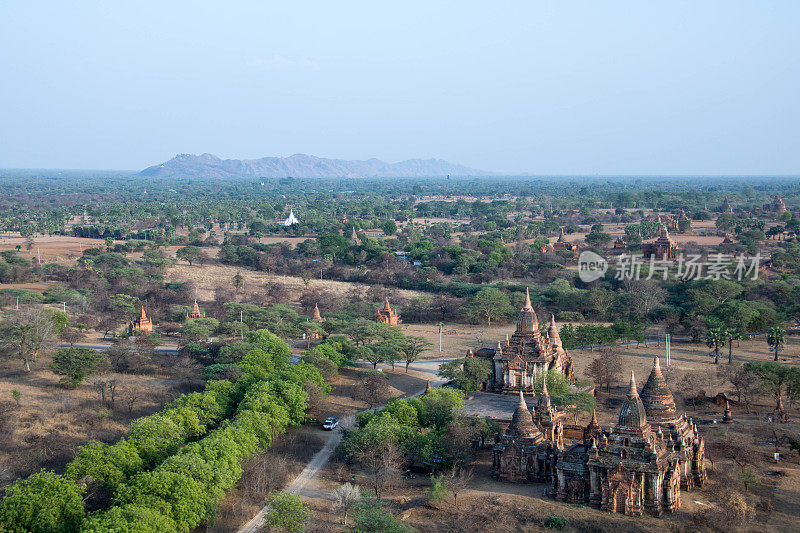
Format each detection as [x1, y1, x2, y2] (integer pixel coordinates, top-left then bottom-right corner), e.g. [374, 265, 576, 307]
[447, 467, 473, 510]
[352, 372, 390, 410]
[119, 383, 143, 415]
[586, 350, 623, 392]
[718, 364, 758, 413]
[628, 280, 665, 318]
[356, 441, 402, 499]
[0, 308, 57, 371]
[91, 377, 118, 408]
[332, 482, 361, 525]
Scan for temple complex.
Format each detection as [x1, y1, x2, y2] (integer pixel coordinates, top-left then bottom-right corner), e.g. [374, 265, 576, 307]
[764, 195, 787, 215]
[492, 391, 559, 483]
[553, 372, 681, 516]
[551, 228, 578, 252]
[187, 300, 205, 319]
[721, 197, 734, 214]
[639, 356, 706, 489]
[476, 289, 574, 393]
[491, 361, 704, 519]
[642, 224, 677, 259]
[350, 226, 361, 245]
[128, 306, 153, 335]
[376, 298, 399, 325]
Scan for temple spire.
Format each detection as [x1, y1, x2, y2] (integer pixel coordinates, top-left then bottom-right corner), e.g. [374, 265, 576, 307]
[523, 287, 532, 310]
[628, 371, 638, 398]
[140, 305, 147, 319]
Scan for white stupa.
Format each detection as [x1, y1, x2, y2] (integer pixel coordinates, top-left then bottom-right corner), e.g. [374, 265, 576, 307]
[282, 209, 299, 226]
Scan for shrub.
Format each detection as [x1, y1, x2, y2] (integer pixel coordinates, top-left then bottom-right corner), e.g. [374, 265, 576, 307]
[544, 515, 567, 529]
[50, 347, 107, 387]
[264, 491, 310, 532]
[428, 474, 448, 503]
[351, 497, 411, 533]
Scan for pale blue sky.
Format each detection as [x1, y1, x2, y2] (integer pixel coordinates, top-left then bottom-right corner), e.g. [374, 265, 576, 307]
[1, 1, 798, 174]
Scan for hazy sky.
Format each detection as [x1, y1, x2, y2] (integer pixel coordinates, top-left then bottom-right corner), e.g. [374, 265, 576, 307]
[1, 1, 798, 174]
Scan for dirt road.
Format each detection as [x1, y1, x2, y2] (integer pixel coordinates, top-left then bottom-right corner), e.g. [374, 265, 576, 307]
[236, 363, 445, 533]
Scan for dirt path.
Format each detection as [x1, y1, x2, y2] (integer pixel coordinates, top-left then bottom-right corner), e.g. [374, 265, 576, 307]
[236, 365, 443, 533]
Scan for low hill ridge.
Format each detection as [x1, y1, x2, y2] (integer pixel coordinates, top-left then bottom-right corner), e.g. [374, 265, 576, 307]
[140, 153, 486, 178]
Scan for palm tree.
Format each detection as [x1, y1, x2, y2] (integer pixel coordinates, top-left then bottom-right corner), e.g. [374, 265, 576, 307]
[767, 327, 786, 361]
[705, 328, 725, 365]
[724, 328, 744, 364]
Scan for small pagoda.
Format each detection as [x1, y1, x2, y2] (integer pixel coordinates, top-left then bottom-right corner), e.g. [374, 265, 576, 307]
[187, 300, 205, 319]
[128, 306, 153, 335]
[642, 224, 677, 259]
[376, 298, 398, 325]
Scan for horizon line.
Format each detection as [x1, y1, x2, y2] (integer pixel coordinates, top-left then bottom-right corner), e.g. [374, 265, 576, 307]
[1, 167, 800, 179]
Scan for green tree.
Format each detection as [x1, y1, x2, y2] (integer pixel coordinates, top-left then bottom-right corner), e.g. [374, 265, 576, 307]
[181, 317, 220, 341]
[232, 271, 244, 293]
[0, 471, 85, 533]
[81, 504, 177, 532]
[767, 327, 786, 361]
[50, 347, 107, 387]
[555, 392, 596, 424]
[744, 361, 798, 411]
[264, 490, 310, 532]
[438, 357, 491, 395]
[398, 335, 432, 373]
[724, 329, 744, 364]
[705, 328, 725, 365]
[428, 474, 448, 503]
[738, 467, 758, 492]
[381, 219, 398, 236]
[65, 440, 143, 490]
[351, 497, 411, 533]
[346, 318, 381, 347]
[462, 288, 514, 327]
[175, 245, 202, 265]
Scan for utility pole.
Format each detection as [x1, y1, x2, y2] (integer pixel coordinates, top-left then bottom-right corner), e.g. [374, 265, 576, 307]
[63, 302, 66, 313]
[665, 333, 671, 367]
[16, 296, 19, 310]
[437, 322, 443, 353]
[240, 310, 244, 340]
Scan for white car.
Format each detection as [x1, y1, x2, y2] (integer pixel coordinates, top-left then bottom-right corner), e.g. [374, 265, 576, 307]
[322, 416, 339, 430]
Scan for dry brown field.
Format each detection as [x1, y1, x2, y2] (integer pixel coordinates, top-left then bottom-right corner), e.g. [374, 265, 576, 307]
[0, 235, 106, 265]
[165, 262, 426, 304]
[0, 348, 193, 481]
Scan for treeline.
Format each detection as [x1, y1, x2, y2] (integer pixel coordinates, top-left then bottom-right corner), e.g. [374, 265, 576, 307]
[0, 329, 336, 532]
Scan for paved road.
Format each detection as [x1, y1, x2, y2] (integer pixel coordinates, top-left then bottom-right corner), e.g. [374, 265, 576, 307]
[59, 342, 180, 355]
[236, 363, 448, 533]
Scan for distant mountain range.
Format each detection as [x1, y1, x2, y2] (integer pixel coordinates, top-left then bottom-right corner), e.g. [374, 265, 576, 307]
[140, 153, 488, 179]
